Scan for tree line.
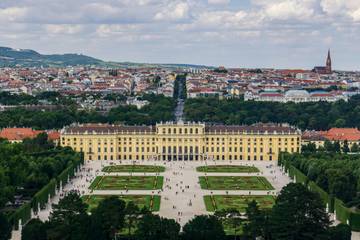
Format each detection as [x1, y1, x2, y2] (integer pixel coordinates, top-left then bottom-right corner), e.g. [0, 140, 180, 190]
[0, 91, 75, 106]
[0, 133, 82, 240]
[17, 183, 351, 240]
[173, 74, 187, 100]
[184, 95, 360, 130]
[283, 151, 360, 207]
[302, 140, 360, 153]
[0, 94, 175, 129]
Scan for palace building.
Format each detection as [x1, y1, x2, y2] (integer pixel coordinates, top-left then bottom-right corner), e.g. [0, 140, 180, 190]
[60, 122, 301, 162]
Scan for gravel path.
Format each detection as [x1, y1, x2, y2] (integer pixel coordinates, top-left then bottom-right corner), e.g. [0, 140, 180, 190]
[11, 160, 359, 239]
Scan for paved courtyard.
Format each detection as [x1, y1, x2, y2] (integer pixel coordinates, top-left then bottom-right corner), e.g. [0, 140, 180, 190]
[11, 159, 360, 240]
[37, 160, 289, 224]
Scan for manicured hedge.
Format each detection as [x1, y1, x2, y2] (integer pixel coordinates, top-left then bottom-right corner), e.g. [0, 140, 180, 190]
[280, 153, 360, 231]
[31, 179, 57, 211]
[11, 155, 83, 229]
[288, 165, 308, 184]
[335, 198, 360, 231]
[10, 202, 32, 230]
[308, 181, 332, 212]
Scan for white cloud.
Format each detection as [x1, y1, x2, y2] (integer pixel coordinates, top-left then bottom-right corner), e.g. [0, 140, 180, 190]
[95, 24, 141, 37]
[0, 0, 359, 69]
[208, 0, 230, 5]
[0, 7, 27, 22]
[351, 8, 360, 21]
[258, 0, 315, 20]
[154, 2, 190, 21]
[320, 0, 360, 21]
[45, 24, 83, 35]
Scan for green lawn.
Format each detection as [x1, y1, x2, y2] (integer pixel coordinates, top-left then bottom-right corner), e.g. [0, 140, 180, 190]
[197, 165, 259, 173]
[89, 176, 164, 190]
[102, 165, 165, 173]
[82, 195, 161, 211]
[203, 195, 276, 212]
[199, 176, 274, 190]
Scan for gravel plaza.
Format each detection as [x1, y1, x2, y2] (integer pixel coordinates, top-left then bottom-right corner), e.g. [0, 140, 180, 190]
[11, 159, 360, 240]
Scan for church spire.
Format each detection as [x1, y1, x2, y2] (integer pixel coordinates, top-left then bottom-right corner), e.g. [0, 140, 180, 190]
[326, 49, 332, 74]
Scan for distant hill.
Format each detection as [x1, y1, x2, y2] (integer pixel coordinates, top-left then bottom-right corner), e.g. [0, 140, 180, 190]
[0, 47, 104, 67]
[0, 46, 213, 69]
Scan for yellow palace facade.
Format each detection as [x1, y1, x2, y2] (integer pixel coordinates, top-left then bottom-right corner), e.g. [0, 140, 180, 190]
[60, 122, 301, 162]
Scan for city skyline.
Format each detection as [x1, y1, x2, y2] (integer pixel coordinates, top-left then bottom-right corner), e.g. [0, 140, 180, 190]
[1, 0, 360, 70]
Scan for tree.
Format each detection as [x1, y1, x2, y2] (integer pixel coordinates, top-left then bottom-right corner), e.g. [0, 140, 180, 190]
[302, 142, 317, 153]
[125, 201, 140, 236]
[324, 140, 334, 152]
[269, 183, 331, 240]
[135, 214, 180, 240]
[243, 200, 268, 239]
[351, 143, 359, 153]
[325, 169, 356, 203]
[214, 208, 242, 239]
[329, 224, 351, 240]
[91, 196, 126, 240]
[244, 200, 270, 239]
[0, 212, 11, 240]
[47, 191, 90, 240]
[21, 218, 47, 240]
[333, 141, 341, 153]
[182, 215, 225, 240]
[227, 209, 243, 239]
[342, 140, 350, 153]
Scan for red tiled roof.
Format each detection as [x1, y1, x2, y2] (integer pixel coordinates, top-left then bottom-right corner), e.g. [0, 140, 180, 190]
[0, 128, 60, 141]
[0, 128, 39, 141]
[47, 131, 60, 140]
[324, 128, 360, 141]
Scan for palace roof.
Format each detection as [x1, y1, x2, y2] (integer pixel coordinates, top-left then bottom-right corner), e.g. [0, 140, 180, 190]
[62, 123, 300, 135]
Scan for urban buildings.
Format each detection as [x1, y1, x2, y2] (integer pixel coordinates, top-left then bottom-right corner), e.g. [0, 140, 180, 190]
[0, 127, 59, 143]
[302, 128, 360, 148]
[244, 89, 348, 103]
[60, 122, 301, 162]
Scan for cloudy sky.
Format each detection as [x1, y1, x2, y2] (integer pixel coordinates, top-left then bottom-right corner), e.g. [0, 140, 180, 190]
[1, 0, 360, 70]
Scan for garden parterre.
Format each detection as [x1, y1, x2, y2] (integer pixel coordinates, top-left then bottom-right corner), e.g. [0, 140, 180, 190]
[89, 176, 164, 190]
[199, 176, 274, 190]
[82, 195, 161, 211]
[197, 165, 259, 173]
[204, 195, 275, 212]
[102, 165, 165, 173]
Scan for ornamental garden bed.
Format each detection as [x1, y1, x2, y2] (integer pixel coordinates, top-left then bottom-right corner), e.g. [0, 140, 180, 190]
[89, 176, 163, 190]
[196, 165, 259, 173]
[199, 176, 274, 190]
[82, 195, 161, 211]
[102, 165, 165, 173]
[203, 195, 275, 212]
